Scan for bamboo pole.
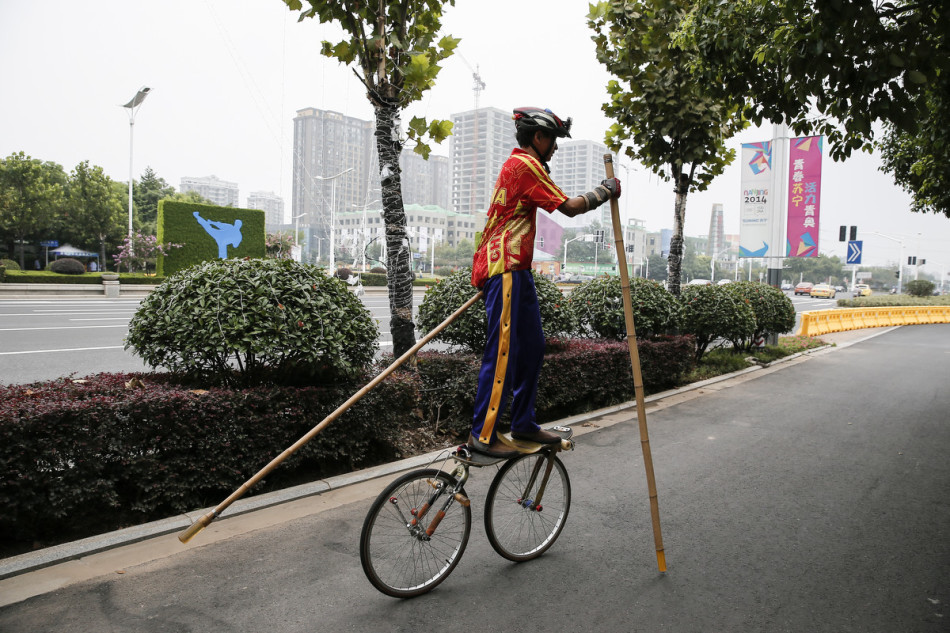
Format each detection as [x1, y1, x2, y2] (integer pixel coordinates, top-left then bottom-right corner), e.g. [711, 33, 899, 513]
[178, 291, 485, 543]
[603, 154, 667, 572]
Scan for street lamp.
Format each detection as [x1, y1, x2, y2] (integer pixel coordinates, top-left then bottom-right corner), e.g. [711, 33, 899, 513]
[291, 213, 308, 262]
[352, 199, 380, 271]
[122, 86, 150, 237]
[314, 167, 355, 272]
[563, 234, 592, 273]
[868, 231, 905, 294]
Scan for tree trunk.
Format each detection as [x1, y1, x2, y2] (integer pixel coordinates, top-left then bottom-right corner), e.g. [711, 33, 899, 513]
[373, 99, 416, 358]
[666, 173, 690, 297]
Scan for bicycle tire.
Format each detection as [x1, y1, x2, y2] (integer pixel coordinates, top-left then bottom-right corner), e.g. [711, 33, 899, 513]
[360, 469, 471, 598]
[484, 453, 571, 562]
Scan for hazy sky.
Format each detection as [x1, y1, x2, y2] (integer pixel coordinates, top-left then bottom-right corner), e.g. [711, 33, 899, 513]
[2, 0, 948, 273]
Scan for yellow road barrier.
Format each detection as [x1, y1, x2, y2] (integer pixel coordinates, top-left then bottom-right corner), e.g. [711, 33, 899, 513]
[798, 306, 950, 336]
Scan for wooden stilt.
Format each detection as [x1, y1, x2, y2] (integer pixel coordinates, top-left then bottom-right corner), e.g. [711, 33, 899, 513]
[604, 154, 667, 572]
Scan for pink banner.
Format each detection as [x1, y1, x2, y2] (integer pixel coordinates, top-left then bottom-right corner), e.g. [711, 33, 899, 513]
[536, 211, 564, 257]
[786, 136, 823, 257]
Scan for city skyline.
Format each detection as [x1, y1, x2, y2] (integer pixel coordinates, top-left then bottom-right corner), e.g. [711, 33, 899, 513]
[2, 0, 949, 272]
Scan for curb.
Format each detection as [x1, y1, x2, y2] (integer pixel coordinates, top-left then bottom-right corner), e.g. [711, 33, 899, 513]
[0, 327, 897, 582]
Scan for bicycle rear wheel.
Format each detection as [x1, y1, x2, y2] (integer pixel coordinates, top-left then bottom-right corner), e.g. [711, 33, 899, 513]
[484, 453, 571, 562]
[360, 469, 471, 598]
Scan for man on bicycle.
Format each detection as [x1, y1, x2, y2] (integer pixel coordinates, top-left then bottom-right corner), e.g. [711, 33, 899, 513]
[469, 107, 621, 457]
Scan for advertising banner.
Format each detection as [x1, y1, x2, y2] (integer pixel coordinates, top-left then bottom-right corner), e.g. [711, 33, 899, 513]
[786, 136, 823, 257]
[739, 141, 772, 257]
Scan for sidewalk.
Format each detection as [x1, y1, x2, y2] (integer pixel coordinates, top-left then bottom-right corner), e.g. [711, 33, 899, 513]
[0, 326, 899, 607]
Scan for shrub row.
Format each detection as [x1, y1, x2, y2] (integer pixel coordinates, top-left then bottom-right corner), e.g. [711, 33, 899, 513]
[0, 336, 694, 549]
[1, 271, 166, 284]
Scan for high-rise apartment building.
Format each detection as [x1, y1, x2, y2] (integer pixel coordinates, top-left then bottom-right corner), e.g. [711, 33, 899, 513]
[708, 203, 725, 257]
[292, 107, 379, 257]
[400, 151, 449, 209]
[450, 107, 515, 215]
[246, 191, 285, 227]
[180, 175, 239, 207]
[548, 139, 609, 229]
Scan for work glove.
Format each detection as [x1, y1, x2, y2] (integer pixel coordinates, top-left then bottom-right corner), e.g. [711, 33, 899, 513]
[583, 177, 622, 210]
[601, 177, 621, 199]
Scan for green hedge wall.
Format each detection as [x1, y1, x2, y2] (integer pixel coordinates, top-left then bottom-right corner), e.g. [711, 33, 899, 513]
[157, 201, 265, 276]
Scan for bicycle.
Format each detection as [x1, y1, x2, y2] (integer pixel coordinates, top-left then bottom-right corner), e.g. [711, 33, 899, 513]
[359, 426, 575, 598]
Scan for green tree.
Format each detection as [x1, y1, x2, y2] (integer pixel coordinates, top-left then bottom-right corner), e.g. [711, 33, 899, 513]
[66, 161, 124, 268]
[133, 166, 176, 234]
[588, 0, 748, 297]
[646, 253, 668, 282]
[678, 0, 950, 217]
[283, 0, 458, 357]
[0, 152, 66, 268]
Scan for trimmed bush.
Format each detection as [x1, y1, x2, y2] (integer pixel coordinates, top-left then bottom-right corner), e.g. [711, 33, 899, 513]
[434, 266, 455, 278]
[680, 284, 756, 361]
[567, 275, 681, 340]
[48, 257, 86, 275]
[725, 281, 797, 351]
[125, 258, 378, 386]
[906, 279, 935, 297]
[1, 258, 20, 271]
[416, 268, 576, 353]
[0, 371, 420, 546]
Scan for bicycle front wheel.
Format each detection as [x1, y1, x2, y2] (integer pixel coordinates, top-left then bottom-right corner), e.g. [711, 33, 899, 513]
[485, 453, 571, 562]
[360, 469, 471, 598]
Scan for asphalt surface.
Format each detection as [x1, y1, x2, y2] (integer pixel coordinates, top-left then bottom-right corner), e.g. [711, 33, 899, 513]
[1, 324, 948, 632]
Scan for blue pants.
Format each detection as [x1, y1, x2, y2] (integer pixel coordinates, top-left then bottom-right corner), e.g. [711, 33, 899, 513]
[472, 270, 545, 444]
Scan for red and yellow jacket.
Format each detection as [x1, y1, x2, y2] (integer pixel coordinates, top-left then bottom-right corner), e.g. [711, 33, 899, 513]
[471, 148, 568, 289]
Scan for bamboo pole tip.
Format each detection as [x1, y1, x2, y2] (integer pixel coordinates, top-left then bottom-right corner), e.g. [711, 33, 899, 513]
[656, 549, 667, 573]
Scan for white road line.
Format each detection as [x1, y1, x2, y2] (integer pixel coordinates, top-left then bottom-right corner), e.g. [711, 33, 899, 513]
[69, 318, 130, 321]
[0, 345, 124, 356]
[0, 312, 133, 317]
[0, 325, 128, 331]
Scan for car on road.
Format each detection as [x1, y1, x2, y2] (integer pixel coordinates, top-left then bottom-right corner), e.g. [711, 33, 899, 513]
[781, 282, 793, 291]
[687, 278, 712, 286]
[716, 278, 731, 285]
[853, 284, 872, 297]
[810, 283, 837, 299]
[794, 282, 814, 295]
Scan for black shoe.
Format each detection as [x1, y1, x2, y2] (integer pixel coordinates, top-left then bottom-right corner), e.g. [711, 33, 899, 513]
[467, 436, 518, 458]
[511, 429, 562, 445]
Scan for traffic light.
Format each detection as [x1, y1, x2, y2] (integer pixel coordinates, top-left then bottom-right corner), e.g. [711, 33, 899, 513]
[849, 226, 857, 241]
[921, 259, 926, 265]
[839, 226, 847, 241]
[895, 270, 900, 278]
[908, 256, 917, 265]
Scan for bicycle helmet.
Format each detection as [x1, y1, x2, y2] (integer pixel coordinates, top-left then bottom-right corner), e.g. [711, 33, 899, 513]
[512, 107, 572, 138]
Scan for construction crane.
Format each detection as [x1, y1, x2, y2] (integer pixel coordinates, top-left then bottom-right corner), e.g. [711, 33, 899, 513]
[458, 54, 486, 213]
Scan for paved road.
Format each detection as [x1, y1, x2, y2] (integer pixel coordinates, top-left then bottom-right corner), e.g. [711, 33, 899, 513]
[2, 324, 947, 632]
[0, 290, 427, 386]
[0, 289, 838, 386]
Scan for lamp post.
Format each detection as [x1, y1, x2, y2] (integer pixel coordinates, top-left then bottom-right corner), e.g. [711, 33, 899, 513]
[121, 86, 150, 238]
[314, 167, 355, 272]
[563, 234, 591, 273]
[292, 213, 308, 262]
[868, 231, 905, 294]
[352, 199, 380, 271]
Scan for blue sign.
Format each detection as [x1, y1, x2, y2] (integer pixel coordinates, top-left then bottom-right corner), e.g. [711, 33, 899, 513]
[40, 240, 59, 248]
[847, 240, 863, 265]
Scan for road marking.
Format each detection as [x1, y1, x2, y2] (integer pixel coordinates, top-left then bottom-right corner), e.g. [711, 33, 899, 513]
[0, 312, 133, 316]
[0, 325, 128, 331]
[69, 318, 130, 321]
[0, 345, 124, 356]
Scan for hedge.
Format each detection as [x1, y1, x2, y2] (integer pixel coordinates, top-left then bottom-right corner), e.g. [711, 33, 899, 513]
[1, 271, 166, 284]
[0, 336, 694, 552]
